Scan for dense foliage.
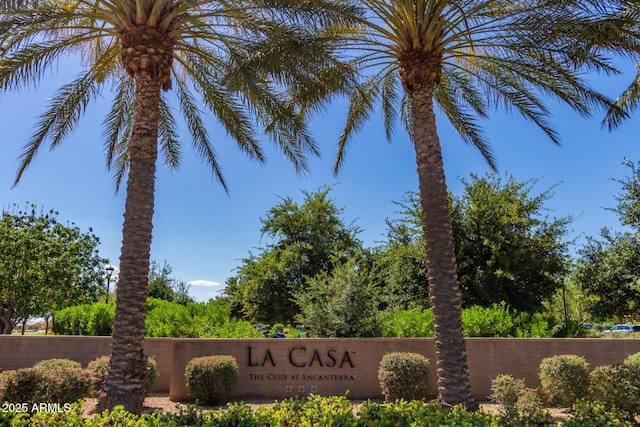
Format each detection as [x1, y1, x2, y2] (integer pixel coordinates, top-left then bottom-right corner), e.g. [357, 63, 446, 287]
[53, 303, 115, 336]
[375, 174, 571, 314]
[590, 363, 640, 421]
[453, 175, 570, 313]
[3, 394, 639, 426]
[296, 253, 381, 337]
[0, 204, 106, 334]
[0, 365, 92, 405]
[224, 187, 362, 324]
[574, 160, 640, 320]
[53, 299, 261, 338]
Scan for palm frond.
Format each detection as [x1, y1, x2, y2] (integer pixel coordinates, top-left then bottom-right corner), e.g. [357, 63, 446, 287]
[604, 65, 640, 130]
[158, 92, 181, 170]
[13, 69, 103, 186]
[334, 68, 393, 175]
[174, 76, 229, 193]
[435, 71, 495, 171]
[103, 78, 135, 173]
[380, 67, 400, 141]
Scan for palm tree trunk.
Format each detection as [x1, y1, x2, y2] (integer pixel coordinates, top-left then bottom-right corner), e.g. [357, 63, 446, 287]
[100, 73, 160, 414]
[411, 83, 478, 411]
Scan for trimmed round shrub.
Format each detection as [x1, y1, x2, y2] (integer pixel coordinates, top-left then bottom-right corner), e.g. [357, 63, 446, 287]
[590, 363, 640, 420]
[185, 355, 239, 405]
[0, 366, 91, 404]
[34, 358, 82, 370]
[42, 366, 92, 403]
[378, 352, 430, 402]
[0, 368, 48, 402]
[489, 374, 526, 408]
[538, 354, 590, 407]
[86, 355, 158, 396]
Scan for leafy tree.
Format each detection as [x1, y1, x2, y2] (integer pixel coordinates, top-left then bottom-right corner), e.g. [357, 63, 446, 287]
[373, 195, 430, 310]
[224, 187, 362, 324]
[1, 0, 358, 412]
[453, 174, 571, 313]
[611, 158, 640, 229]
[334, 0, 632, 410]
[0, 203, 106, 334]
[575, 159, 640, 320]
[148, 260, 192, 304]
[296, 252, 381, 337]
[377, 174, 571, 314]
[577, 232, 640, 320]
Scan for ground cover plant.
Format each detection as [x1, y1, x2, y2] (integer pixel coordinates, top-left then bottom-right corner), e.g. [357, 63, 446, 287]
[1, 394, 638, 426]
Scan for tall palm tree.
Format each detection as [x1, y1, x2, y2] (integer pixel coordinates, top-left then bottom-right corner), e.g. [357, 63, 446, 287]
[0, 0, 359, 413]
[335, 0, 636, 410]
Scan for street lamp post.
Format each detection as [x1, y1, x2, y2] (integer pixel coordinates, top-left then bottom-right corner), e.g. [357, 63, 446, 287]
[104, 265, 115, 303]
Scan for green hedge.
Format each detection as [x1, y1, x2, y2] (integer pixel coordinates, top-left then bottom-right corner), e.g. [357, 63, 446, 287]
[53, 299, 261, 338]
[52, 303, 114, 336]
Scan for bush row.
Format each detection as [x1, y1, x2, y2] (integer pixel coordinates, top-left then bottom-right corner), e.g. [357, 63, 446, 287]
[1, 395, 635, 426]
[53, 298, 262, 338]
[0, 357, 157, 407]
[379, 303, 556, 338]
[491, 352, 640, 422]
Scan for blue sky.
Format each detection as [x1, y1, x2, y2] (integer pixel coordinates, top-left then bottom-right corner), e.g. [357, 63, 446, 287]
[1, 58, 638, 302]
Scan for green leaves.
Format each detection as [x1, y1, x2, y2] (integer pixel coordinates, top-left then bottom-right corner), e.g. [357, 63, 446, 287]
[224, 187, 363, 324]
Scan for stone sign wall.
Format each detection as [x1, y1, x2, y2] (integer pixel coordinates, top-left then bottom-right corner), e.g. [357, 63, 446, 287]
[2, 336, 640, 402]
[169, 338, 436, 401]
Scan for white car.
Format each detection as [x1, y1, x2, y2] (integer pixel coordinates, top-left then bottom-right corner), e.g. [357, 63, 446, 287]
[602, 324, 640, 334]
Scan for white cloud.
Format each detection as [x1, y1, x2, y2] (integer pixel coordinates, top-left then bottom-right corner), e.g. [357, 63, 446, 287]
[187, 280, 225, 302]
[188, 279, 221, 287]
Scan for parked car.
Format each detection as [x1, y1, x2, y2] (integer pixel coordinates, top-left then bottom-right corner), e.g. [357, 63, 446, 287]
[602, 324, 640, 334]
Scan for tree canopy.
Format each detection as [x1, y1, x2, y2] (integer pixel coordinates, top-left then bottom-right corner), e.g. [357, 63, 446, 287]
[453, 174, 571, 313]
[575, 159, 640, 320]
[375, 174, 571, 314]
[0, 203, 106, 334]
[148, 259, 192, 305]
[223, 186, 362, 324]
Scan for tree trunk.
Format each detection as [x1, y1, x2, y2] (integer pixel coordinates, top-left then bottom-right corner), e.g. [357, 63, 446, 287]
[99, 72, 160, 414]
[411, 83, 478, 411]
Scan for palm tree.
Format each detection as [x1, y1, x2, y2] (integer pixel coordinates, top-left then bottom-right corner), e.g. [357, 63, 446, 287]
[335, 0, 635, 410]
[0, 0, 358, 413]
